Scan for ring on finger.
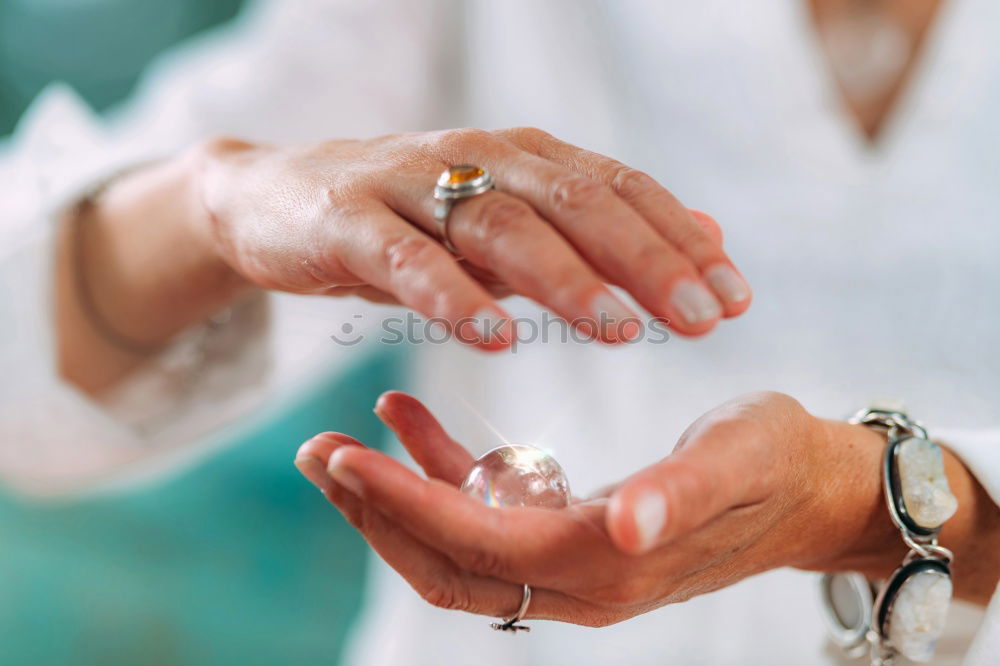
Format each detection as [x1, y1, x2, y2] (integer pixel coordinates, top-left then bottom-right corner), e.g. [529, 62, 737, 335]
[433, 165, 495, 255]
[490, 583, 532, 633]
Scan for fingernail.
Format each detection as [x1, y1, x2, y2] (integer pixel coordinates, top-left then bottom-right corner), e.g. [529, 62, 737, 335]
[373, 392, 398, 428]
[373, 405, 395, 430]
[295, 455, 333, 494]
[633, 489, 666, 553]
[327, 448, 364, 496]
[591, 292, 641, 341]
[669, 279, 722, 324]
[704, 264, 750, 305]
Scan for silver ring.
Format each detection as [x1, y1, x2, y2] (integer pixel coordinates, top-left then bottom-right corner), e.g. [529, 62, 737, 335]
[490, 583, 531, 633]
[433, 165, 495, 254]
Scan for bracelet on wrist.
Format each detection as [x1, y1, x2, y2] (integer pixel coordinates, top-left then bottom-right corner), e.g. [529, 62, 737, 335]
[820, 402, 958, 665]
[69, 162, 166, 356]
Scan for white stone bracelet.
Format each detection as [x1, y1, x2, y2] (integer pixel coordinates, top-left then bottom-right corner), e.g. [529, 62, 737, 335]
[820, 403, 958, 666]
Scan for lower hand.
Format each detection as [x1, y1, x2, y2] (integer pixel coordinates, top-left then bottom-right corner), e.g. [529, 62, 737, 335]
[294, 391, 940, 627]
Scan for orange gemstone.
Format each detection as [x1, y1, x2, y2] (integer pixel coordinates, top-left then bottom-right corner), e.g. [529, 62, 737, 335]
[445, 165, 484, 185]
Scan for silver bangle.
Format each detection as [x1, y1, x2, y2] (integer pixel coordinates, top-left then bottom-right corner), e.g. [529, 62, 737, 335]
[820, 403, 958, 666]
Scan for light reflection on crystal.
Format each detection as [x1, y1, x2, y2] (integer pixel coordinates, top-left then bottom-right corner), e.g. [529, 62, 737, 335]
[460, 444, 570, 509]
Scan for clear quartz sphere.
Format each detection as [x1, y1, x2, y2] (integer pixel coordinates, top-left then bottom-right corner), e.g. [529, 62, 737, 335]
[460, 444, 571, 509]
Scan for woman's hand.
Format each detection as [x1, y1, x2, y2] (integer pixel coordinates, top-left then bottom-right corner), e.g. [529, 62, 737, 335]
[195, 128, 751, 346]
[60, 127, 752, 393]
[295, 391, 997, 628]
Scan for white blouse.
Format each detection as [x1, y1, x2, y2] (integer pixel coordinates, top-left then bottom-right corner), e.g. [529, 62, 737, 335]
[1, 1, 996, 664]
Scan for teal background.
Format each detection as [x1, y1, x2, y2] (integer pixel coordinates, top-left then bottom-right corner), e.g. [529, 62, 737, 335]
[0, 0, 246, 137]
[0, 348, 405, 666]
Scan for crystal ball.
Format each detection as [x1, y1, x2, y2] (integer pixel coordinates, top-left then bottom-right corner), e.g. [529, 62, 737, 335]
[460, 444, 571, 509]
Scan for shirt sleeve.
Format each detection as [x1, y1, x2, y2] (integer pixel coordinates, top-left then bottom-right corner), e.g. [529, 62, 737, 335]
[935, 428, 1000, 666]
[0, 86, 272, 498]
[0, 0, 454, 498]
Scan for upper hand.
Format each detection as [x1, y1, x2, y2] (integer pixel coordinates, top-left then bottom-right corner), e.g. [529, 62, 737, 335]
[193, 128, 752, 348]
[294, 391, 900, 627]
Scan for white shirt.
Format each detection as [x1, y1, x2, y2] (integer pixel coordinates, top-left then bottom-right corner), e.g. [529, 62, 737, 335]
[1, 1, 997, 664]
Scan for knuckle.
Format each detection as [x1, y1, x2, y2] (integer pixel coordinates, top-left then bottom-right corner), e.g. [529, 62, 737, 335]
[551, 176, 608, 213]
[434, 127, 495, 156]
[701, 417, 749, 445]
[427, 289, 460, 320]
[549, 275, 596, 314]
[755, 390, 800, 411]
[432, 285, 470, 320]
[382, 235, 439, 275]
[691, 209, 723, 240]
[679, 463, 716, 503]
[322, 186, 369, 219]
[473, 198, 534, 246]
[630, 242, 674, 277]
[301, 254, 339, 286]
[610, 166, 661, 201]
[675, 223, 724, 261]
[317, 136, 358, 156]
[343, 505, 372, 535]
[721, 390, 801, 421]
[507, 126, 552, 149]
[661, 452, 715, 497]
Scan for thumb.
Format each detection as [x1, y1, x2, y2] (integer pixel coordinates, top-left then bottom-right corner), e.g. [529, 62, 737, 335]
[605, 423, 764, 555]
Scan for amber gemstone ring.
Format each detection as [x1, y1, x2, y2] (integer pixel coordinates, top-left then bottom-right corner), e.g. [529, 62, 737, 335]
[433, 165, 495, 254]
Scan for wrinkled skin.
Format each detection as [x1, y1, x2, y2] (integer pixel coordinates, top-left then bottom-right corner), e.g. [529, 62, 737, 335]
[197, 127, 751, 347]
[293, 390, 925, 627]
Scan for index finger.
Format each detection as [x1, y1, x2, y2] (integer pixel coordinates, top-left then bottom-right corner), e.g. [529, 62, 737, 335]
[327, 445, 619, 590]
[374, 390, 474, 485]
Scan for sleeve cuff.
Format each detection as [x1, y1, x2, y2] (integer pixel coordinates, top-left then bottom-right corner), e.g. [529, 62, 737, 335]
[0, 85, 274, 497]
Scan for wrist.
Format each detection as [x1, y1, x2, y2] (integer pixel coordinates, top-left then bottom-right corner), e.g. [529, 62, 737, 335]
[99, 154, 250, 324]
[816, 409, 988, 664]
[183, 136, 260, 279]
[797, 419, 905, 577]
[801, 418, 996, 605]
[57, 152, 253, 394]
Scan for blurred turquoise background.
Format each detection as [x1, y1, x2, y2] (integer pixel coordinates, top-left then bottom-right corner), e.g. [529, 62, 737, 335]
[0, 0, 245, 136]
[0, 2, 400, 663]
[0, 351, 405, 666]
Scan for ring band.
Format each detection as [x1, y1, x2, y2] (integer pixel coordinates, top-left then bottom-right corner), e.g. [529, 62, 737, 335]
[433, 165, 495, 254]
[490, 584, 532, 633]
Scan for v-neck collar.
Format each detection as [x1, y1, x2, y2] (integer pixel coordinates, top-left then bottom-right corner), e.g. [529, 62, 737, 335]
[786, 0, 967, 163]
